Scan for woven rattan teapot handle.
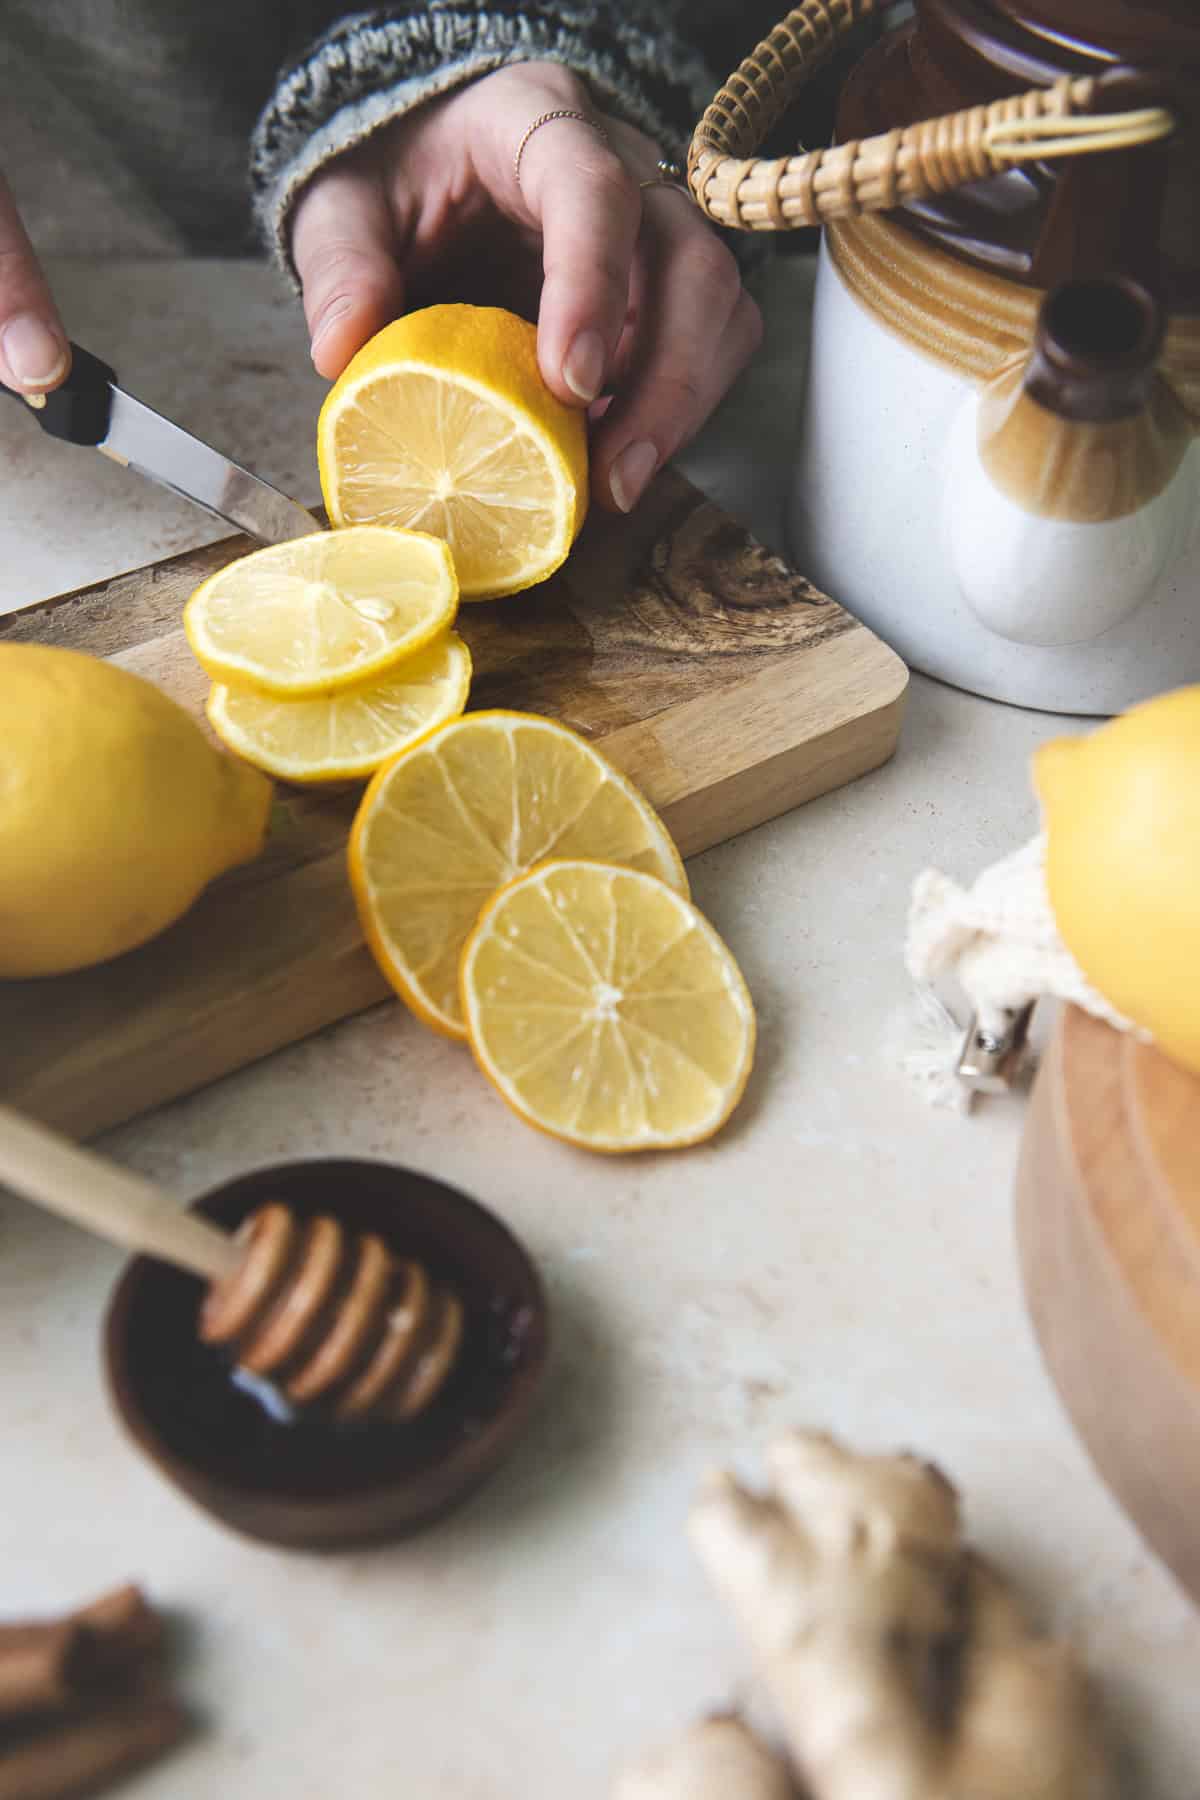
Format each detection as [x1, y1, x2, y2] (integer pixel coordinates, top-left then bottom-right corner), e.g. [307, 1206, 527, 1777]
[687, 0, 1175, 231]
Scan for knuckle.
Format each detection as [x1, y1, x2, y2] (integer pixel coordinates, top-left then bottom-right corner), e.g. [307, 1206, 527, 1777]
[298, 240, 383, 306]
[0, 248, 49, 324]
[499, 62, 591, 109]
[584, 147, 639, 205]
[545, 69, 592, 112]
[679, 233, 742, 302]
[647, 367, 707, 426]
[0, 242, 37, 291]
[303, 240, 372, 284]
[539, 147, 636, 225]
[737, 290, 766, 357]
[543, 244, 628, 311]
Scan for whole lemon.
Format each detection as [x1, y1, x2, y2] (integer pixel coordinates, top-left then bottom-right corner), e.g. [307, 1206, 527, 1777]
[0, 644, 273, 977]
[1035, 684, 1200, 1076]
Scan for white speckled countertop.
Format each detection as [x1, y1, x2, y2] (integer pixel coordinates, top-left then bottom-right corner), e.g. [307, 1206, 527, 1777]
[2, 253, 1198, 1797]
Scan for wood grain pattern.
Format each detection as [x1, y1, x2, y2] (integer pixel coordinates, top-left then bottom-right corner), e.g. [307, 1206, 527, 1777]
[1015, 1005, 1200, 1604]
[0, 468, 907, 1138]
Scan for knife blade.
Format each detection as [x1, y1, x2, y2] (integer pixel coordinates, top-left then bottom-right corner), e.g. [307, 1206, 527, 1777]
[6, 341, 322, 545]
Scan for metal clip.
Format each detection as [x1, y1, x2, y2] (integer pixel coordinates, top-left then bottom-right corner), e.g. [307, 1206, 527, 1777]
[955, 1002, 1035, 1094]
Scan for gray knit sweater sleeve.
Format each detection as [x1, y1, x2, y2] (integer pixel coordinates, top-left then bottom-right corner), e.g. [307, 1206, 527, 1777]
[250, 3, 722, 272]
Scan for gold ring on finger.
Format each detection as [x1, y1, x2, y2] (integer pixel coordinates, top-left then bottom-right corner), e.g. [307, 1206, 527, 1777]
[638, 158, 688, 194]
[514, 109, 608, 189]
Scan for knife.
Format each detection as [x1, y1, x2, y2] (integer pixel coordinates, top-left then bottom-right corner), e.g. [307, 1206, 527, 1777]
[5, 341, 322, 544]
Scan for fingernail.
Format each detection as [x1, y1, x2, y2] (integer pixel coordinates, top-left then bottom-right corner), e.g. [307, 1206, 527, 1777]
[563, 329, 605, 403]
[2, 314, 68, 389]
[609, 439, 658, 513]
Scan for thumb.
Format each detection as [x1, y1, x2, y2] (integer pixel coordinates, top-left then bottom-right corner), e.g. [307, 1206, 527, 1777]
[290, 162, 404, 379]
[0, 175, 69, 394]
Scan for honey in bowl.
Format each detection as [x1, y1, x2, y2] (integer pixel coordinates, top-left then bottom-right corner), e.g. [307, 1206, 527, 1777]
[104, 1159, 548, 1550]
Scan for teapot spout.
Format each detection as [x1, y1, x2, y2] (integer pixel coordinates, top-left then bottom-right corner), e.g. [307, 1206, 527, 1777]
[980, 277, 1189, 524]
[944, 276, 1193, 648]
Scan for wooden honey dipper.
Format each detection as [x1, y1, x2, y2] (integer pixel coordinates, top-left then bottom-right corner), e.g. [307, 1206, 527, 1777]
[0, 1105, 464, 1425]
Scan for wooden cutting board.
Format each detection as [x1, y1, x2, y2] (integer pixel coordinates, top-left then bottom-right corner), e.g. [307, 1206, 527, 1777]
[1016, 1005, 1200, 1605]
[0, 469, 907, 1138]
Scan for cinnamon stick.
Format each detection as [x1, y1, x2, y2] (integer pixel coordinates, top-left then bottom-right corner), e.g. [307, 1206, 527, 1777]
[0, 1587, 186, 1796]
[0, 1587, 162, 1720]
[70, 1587, 163, 1692]
[0, 1691, 187, 1800]
[0, 1622, 80, 1720]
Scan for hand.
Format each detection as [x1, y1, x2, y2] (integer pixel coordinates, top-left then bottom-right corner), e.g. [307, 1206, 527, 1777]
[290, 63, 763, 515]
[0, 174, 71, 394]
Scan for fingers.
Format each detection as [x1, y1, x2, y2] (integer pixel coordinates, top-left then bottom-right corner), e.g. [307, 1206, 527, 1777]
[287, 70, 762, 499]
[0, 175, 69, 394]
[591, 196, 763, 514]
[291, 158, 405, 379]
[515, 118, 642, 409]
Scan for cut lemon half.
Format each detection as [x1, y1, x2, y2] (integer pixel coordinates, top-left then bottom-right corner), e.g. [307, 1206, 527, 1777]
[184, 526, 458, 696]
[317, 305, 587, 601]
[461, 860, 755, 1152]
[207, 633, 471, 784]
[349, 711, 686, 1037]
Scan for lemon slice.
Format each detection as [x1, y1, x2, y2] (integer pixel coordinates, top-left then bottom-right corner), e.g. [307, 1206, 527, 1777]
[184, 526, 458, 696]
[207, 633, 471, 784]
[461, 860, 755, 1152]
[317, 305, 588, 601]
[348, 710, 686, 1037]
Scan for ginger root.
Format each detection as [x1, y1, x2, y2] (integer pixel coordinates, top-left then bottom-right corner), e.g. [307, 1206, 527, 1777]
[615, 1716, 795, 1800]
[615, 1431, 1115, 1800]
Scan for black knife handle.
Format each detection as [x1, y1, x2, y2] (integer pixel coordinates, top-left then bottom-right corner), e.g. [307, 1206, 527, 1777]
[2, 341, 115, 445]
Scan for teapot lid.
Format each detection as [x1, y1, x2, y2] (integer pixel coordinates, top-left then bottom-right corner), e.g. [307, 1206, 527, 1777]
[837, 0, 1200, 306]
[1000, 0, 1198, 61]
[919, 0, 1200, 78]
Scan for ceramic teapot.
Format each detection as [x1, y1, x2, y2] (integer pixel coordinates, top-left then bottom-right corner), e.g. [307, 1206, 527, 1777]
[689, 0, 1199, 714]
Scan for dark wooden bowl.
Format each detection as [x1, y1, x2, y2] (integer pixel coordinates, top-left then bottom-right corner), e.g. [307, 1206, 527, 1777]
[104, 1159, 548, 1551]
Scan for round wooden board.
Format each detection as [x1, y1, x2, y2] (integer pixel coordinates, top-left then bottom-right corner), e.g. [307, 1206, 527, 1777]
[1016, 1004, 1200, 1605]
